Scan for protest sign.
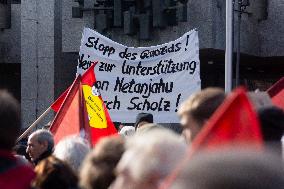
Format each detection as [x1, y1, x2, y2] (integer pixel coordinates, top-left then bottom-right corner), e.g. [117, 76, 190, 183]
[77, 28, 201, 123]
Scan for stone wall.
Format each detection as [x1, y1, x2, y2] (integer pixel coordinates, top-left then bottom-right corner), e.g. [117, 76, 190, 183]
[60, 0, 284, 56]
[0, 0, 283, 128]
[0, 4, 21, 63]
[21, 0, 55, 128]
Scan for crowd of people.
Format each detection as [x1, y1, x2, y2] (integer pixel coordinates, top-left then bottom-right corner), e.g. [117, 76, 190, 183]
[0, 87, 284, 189]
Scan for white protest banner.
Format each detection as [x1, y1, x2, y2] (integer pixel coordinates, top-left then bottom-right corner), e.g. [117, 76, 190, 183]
[77, 28, 201, 123]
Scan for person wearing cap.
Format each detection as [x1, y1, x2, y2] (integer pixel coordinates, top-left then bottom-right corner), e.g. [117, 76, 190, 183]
[134, 113, 154, 131]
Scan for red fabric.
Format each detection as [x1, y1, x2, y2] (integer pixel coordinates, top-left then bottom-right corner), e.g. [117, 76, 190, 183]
[50, 87, 70, 112]
[89, 103, 118, 145]
[0, 150, 35, 189]
[50, 61, 98, 113]
[49, 76, 90, 145]
[0, 166, 35, 189]
[190, 88, 263, 153]
[81, 62, 97, 86]
[159, 88, 264, 189]
[81, 63, 118, 146]
[267, 77, 284, 111]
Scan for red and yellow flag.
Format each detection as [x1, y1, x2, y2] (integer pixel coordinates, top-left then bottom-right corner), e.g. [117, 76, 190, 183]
[50, 63, 117, 146]
[81, 64, 118, 145]
[50, 76, 90, 144]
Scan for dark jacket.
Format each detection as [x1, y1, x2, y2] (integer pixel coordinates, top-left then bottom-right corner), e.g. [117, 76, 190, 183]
[33, 149, 53, 166]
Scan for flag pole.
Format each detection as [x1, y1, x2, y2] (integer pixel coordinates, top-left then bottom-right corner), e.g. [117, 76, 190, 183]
[16, 107, 52, 143]
[225, 0, 234, 92]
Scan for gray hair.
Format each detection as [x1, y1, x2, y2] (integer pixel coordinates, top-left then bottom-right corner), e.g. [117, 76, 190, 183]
[119, 126, 135, 138]
[29, 129, 54, 152]
[170, 150, 284, 189]
[54, 136, 90, 173]
[117, 127, 187, 183]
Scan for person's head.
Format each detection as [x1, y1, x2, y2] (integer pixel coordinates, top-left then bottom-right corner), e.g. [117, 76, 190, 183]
[119, 126, 135, 138]
[13, 143, 27, 156]
[112, 128, 187, 189]
[116, 122, 124, 131]
[13, 143, 30, 160]
[169, 150, 284, 189]
[0, 90, 20, 150]
[33, 156, 78, 189]
[53, 136, 90, 173]
[134, 113, 153, 130]
[178, 88, 226, 143]
[135, 123, 162, 134]
[257, 106, 284, 154]
[80, 136, 125, 189]
[257, 106, 284, 141]
[26, 129, 54, 162]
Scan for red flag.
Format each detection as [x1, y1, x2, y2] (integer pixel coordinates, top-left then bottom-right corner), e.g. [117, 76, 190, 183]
[267, 77, 284, 111]
[50, 87, 69, 112]
[159, 88, 264, 189]
[81, 64, 118, 145]
[49, 76, 90, 144]
[50, 63, 117, 145]
[50, 61, 98, 113]
[81, 62, 97, 86]
[190, 87, 263, 153]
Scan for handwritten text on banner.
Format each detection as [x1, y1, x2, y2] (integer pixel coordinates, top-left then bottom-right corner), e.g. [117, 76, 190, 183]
[77, 28, 201, 123]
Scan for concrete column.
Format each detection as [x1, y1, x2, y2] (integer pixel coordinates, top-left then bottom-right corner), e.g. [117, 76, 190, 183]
[21, 0, 55, 129]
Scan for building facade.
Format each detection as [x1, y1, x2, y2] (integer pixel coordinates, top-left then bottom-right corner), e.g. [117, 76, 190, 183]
[0, 0, 283, 128]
